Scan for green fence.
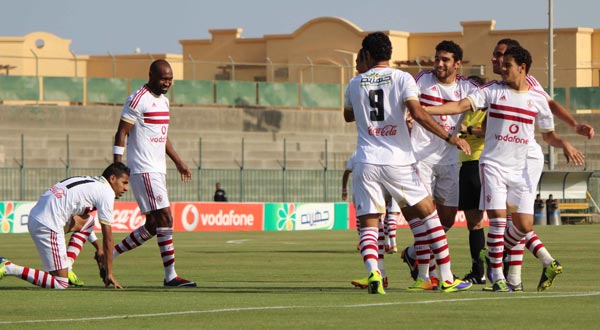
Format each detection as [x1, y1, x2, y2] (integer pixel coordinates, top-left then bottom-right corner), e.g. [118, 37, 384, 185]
[570, 87, 600, 110]
[43, 77, 84, 102]
[258, 82, 298, 107]
[87, 77, 128, 104]
[0, 76, 39, 101]
[6, 75, 600, 111]
[173, 80, 214, 105]
[0, 167, 348, 203]
[0, 76, 345, 109]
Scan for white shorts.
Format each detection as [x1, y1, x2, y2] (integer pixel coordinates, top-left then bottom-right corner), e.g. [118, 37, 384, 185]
[416, 161, 459, 207]
[526, 153, 544, 188]
[386, 196, 401, 213]
[27, 218, 68, 272]
[479, 163, 535, 214]
[352, 163, 429, 217]
[130, 172, 170, 214]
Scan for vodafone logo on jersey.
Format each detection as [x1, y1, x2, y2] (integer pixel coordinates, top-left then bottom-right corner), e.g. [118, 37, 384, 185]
[435, 115, 456, 131]
[173, 202, 264, 232]
[148, 125, 168, 143]
[368, 125, 397, 136]
[494, 123, 528, 145]
[149, 136, 167, 143]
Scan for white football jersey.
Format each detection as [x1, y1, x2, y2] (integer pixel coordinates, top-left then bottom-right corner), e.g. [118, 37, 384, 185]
[345, 152, 357, 171]
[29, 176, 115, 233]
[121, 85, 170, 174]
[467, 80, 554, 172]
[525, 75, 551, 162]
[344, 66, 419, 165]
[411, 71, 479, 165]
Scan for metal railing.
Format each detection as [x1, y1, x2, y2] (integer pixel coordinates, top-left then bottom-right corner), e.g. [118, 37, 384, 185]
[0, 167, 348, 203]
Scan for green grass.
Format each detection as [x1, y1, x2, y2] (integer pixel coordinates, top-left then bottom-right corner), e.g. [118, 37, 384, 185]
[1, 225, 600, 329]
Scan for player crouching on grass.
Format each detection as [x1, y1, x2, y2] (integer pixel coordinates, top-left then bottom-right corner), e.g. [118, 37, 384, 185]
[0, 162, 129, 289]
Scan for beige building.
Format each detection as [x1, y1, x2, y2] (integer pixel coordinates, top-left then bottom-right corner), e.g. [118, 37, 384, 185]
[1, 16, 599, 87]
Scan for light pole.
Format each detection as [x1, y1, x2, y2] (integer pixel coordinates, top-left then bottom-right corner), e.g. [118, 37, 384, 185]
[548, 0, 555, 170]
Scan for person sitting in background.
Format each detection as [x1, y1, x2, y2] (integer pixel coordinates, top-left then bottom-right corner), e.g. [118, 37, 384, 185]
[214, 182, 228, 202]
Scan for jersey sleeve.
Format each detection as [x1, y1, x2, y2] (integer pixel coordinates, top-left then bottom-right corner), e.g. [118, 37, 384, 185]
[466, 87, 488, 112]
[121, 94, 141, 124]
[95, 186, 115, 226]
[527, 75, 551, 101]
[344, 78, 359, 111]
[345, 152, 356, 170]
[399, 72, 419, 102]
[536, 97, 555, 132]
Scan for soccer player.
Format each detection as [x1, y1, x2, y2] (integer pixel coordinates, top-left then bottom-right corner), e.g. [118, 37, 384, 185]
[425, 46, 583, 291]
[344, 32, 473, 294]
[112, 59, 196, 287]
[400, 40, 480, 289]
[491, 39, 590, 291]
[0, 162, 129, 289]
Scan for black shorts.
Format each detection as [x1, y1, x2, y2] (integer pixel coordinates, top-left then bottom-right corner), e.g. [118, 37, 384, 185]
[459, 160, 481, 210]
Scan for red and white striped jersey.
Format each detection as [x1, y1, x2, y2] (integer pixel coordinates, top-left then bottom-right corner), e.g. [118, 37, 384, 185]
[468, 80, 554, 172]
[29, 176, 115, 233]
[412, 70, 479, 165]
[121, 85, 170, 174]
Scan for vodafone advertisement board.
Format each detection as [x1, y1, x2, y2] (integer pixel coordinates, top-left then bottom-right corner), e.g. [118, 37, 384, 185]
[172, 202, 264, 232]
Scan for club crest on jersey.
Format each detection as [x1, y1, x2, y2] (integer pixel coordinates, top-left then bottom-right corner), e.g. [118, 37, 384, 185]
[527, 100, 534, 108]
[49, 186, 66, 199]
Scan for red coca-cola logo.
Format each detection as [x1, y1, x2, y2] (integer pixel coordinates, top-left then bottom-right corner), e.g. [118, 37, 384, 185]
[368, 125, 398, 136]
[105, 207, 146, 232]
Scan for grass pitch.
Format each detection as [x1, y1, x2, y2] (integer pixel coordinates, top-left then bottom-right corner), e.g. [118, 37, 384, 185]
[1, 225, 599, 329]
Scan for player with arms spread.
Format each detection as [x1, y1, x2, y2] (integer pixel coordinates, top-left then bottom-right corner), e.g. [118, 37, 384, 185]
[425, 46, 582, 291]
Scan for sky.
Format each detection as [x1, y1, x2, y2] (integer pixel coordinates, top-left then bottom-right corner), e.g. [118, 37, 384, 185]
[2, 0, 599, 55]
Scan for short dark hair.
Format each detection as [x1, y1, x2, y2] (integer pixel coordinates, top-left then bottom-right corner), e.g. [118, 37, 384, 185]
[497, 38, 521, 49]
[504, 46, 532, 74]
[357, 48, 366, 62]
[436, 40, 463, 61]
[468, 75, 486, 86]
[149, 59, 171, 74]
[102, 162, 130, 180]
[362, 32, 392, 62]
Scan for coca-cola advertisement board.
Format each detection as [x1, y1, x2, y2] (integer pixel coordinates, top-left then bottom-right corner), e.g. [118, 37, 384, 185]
[97, 202, 146, 232]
